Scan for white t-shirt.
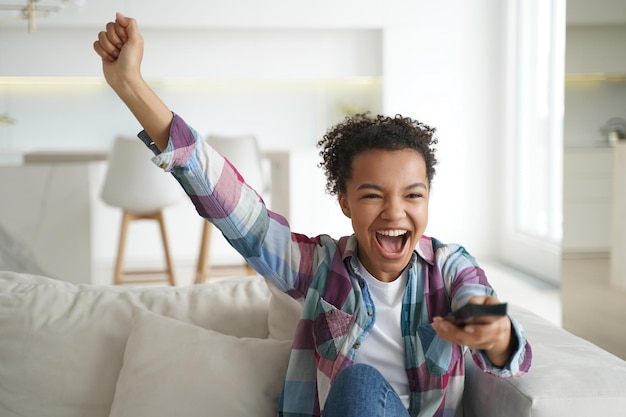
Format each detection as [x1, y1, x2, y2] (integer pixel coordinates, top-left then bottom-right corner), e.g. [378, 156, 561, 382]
[353, 260, 410, 409]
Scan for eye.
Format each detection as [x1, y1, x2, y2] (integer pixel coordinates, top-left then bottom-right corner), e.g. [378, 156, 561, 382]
[361, 193, 382, 199]
[406, 192, 423, 199]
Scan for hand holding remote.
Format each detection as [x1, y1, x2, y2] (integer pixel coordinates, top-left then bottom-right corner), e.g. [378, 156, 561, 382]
[432, 296, 513, 367]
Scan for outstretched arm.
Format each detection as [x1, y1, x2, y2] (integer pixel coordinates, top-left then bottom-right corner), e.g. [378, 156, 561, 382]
[93, 13, 172, 151]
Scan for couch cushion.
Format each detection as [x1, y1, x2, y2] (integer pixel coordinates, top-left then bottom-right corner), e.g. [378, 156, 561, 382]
[0, 271, 271, 417]
[266, 280, 303, 340]
[109, 309, 291, 417]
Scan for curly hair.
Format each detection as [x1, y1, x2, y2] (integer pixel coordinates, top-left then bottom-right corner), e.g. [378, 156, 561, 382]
[317, 113, 438, 196]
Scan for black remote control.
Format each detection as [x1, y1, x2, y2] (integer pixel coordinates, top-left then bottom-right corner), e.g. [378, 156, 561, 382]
[444, 302, 508, 326]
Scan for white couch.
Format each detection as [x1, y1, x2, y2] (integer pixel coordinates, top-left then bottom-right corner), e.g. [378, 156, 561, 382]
[1, 271, 626, 417]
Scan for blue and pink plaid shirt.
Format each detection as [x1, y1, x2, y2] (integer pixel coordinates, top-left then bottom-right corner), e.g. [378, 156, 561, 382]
[140, 113, 532, 417]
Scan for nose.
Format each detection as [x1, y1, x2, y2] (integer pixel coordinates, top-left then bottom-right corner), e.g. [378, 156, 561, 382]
[380, 197, 406, 221]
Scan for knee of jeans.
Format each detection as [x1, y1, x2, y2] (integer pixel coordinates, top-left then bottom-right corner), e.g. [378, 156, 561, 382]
[335, 363, 383, 385]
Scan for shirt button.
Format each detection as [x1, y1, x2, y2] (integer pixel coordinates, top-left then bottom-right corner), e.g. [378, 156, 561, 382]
[353, 342, 361, 349]
[367, 310, 373, 317]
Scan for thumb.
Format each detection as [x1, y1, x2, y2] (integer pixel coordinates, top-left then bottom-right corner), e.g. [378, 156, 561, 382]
[482, 295, 501, 305]
[115, 12, 130, 27]
[468, 295, 492, 305]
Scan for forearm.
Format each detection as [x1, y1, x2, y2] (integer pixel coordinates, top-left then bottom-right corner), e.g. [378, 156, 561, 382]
[112, 75, 173, 152]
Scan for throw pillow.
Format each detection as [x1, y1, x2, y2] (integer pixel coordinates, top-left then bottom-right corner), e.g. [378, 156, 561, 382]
[108, 308, 291, 417]
[266, 280, 303, 340]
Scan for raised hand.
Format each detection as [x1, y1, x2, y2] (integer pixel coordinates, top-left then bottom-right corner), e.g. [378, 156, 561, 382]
[93, 13, 144, 92]
[92, 13, 172, 150]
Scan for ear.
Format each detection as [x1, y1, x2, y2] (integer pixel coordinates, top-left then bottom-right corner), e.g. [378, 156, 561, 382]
[338, 193, 351, 219]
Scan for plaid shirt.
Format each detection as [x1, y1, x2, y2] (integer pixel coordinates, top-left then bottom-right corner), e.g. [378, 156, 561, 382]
[141, 113, 532, 417]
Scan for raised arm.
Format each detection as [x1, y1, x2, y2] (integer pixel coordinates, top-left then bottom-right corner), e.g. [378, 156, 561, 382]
[93, 13, 172, 151]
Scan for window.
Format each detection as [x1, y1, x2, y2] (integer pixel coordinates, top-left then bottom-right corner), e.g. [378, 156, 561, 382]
[500, 0, 565, 283]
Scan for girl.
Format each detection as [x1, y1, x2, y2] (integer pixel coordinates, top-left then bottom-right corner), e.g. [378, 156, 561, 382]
[94, 13, 531, 417]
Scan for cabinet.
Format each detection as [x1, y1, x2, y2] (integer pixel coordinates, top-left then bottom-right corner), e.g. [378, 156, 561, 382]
[562, 147, 613, 255]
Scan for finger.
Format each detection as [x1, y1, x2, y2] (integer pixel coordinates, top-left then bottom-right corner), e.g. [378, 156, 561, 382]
[93, 38, 117, 62]
[97, 29, 120, 59]
[483, 295, 501, 305]
[105, 21, 124, 49]
[432, 317, 462, 340]
[467, 295, 489, 305]
[465, 318, 510, 347]
[115, 12, 130, 28]
[435, 316, 496, 346]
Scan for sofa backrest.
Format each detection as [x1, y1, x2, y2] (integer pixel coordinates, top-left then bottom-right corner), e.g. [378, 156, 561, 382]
[0, 271, 271, 417]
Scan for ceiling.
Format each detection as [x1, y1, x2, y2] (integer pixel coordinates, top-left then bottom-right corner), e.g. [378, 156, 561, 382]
[0, 0, 625, 30]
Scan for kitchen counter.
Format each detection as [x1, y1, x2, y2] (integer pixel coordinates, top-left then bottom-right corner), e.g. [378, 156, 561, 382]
[23, 149, 108, 164]
[0, 149, 109, 166]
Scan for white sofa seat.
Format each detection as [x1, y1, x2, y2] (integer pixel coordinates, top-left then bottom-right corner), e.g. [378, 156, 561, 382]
[1, 271, 626, 417]
[464, 304, 626, 416]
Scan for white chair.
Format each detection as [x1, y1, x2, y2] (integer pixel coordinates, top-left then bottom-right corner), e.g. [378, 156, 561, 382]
[195, 134, 267, 283]
[101, 137, 184, 285]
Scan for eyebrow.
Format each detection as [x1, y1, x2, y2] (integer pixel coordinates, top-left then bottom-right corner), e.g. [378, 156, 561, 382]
[356, 182, 429, 191]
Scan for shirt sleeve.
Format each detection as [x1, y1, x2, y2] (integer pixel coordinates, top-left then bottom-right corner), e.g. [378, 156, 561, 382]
[470, 318, 533, 378]
[137, 113, 322, 298]
[439, 243, 533, 378]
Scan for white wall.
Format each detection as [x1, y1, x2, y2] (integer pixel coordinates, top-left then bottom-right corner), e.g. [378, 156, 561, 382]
[0, 0, 507, 273]
[0, 25, 383, 150]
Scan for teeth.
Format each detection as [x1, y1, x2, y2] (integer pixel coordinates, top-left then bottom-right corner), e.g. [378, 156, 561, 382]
[377, 230, 407, 237]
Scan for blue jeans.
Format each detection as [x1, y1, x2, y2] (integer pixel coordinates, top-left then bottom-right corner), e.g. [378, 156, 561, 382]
[322, 364, 411, 417]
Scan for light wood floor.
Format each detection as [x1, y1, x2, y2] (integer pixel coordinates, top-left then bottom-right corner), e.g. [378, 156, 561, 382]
[92, 262, 253, 287]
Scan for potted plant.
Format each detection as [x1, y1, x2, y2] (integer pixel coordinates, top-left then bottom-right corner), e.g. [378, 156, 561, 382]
[0, 113, 16, 150]
[0, 113, 16, 125]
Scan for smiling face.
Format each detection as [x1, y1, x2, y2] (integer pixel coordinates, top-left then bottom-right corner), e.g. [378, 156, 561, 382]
[338, 148, 429, 282]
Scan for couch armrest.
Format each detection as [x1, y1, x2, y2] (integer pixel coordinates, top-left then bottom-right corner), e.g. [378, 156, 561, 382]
[463, 304, 626, 417]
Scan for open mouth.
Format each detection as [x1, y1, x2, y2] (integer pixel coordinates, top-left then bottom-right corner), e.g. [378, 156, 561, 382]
[375, 229, 410, 255]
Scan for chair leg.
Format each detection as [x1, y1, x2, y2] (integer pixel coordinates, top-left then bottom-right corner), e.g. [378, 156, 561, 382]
[245, 262, 256, 275]
[156, 210, 177, 286]
[195, 221, 213, 284]
[113, 211, 131, 285]
[113, 210, 176, 286]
